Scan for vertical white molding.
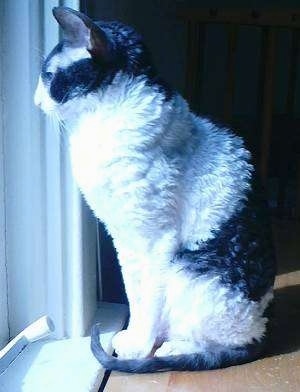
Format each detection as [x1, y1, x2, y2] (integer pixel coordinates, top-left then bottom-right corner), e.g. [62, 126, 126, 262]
[0, 0, 9, 349]
[43, 0, 98, 337]
[43, 0, 66, 339]
[61, 0, 98, 337]
[1, 0, 98, 340]
[3, 0, 46, 337]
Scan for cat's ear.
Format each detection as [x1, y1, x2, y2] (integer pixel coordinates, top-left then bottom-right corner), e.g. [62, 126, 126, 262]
[52, 7, 111, 61]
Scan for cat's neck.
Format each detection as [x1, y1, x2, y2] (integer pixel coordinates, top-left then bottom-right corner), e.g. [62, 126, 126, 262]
[56, 73, 196, 165]
[57, 73, 178, 131]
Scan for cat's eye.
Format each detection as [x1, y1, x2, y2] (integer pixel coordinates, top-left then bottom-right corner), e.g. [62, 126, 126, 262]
[43, 72, 54, 81]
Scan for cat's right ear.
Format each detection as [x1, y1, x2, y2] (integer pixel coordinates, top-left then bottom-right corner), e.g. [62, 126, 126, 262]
[52, 7, 111, 62]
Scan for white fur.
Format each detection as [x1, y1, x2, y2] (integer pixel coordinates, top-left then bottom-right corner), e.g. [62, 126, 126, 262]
[34, 76, 57, 113]
[48, 47, 91, 72]
[164, 266, 273, 347]
[35, 70, 271, 359]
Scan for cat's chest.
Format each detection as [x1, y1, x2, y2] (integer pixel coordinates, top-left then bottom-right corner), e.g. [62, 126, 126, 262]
[69, 113, 130, 190]
[68, 113, 151, 222]
[70, 128, 113, 192]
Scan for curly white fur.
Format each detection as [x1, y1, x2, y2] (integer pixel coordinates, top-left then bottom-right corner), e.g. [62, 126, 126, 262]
[35, 50, 271, 359]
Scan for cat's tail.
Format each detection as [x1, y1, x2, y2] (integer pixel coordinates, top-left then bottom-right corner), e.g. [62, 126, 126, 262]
[90, 324, 264, 373]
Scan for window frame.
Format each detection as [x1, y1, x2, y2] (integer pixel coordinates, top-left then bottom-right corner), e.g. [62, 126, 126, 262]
[0, 0, 99, 342]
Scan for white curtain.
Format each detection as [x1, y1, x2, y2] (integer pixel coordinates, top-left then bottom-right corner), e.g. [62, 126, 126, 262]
[0, 0, 99, 345]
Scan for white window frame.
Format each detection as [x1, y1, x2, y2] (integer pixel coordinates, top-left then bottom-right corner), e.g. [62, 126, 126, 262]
[0, 0, 9, 349]
[0, 0, 99, 343]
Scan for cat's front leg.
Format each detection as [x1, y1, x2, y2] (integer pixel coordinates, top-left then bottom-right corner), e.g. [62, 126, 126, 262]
[116, 249, 142, 331]
[112, 251, 158, 359]
[112, 264, 165, 359]
[113, 233, 177, 359]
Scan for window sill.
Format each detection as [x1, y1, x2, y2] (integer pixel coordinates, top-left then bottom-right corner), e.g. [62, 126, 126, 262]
[0, 302, 128, 392]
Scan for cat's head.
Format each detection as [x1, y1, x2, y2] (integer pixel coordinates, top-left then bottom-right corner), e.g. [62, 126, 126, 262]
[34, 7, 155, 115]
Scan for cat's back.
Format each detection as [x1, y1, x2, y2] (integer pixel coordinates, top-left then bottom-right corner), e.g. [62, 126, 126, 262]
[180, 116, 253, 248]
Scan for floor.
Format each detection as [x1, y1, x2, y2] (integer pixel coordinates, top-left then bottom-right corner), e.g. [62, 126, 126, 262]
[105, 219, 300, 391]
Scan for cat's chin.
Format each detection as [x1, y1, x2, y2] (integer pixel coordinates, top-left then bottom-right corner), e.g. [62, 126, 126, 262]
[40, 105, 57, 116]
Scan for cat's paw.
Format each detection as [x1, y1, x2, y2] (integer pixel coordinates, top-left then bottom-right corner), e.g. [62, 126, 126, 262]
[155, 340, 199, 357]
[112, 329, 154, 359]
[155, 341, 183, 356]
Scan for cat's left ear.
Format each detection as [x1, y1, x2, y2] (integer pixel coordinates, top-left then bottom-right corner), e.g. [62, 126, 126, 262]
[52, 7, 111, 61]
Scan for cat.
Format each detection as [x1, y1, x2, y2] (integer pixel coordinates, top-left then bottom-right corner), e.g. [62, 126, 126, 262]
[34, 7, 276, 373]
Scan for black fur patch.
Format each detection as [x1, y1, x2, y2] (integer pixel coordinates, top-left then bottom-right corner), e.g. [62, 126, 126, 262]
[95, 21, 173, 98]
[43, 22, 173, 104]
[49, 58, 106, 103]
[175, 179, 276, 302]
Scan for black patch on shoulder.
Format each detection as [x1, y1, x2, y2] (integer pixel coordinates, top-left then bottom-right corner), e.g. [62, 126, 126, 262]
[175, 178, 276, 301]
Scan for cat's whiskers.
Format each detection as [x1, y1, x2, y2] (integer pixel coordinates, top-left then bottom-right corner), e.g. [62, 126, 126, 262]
[45, 111, 69, 149]
[54, 112, 70, 148]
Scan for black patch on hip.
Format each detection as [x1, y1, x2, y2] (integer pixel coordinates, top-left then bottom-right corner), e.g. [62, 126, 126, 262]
[175, 179, 276, 302]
